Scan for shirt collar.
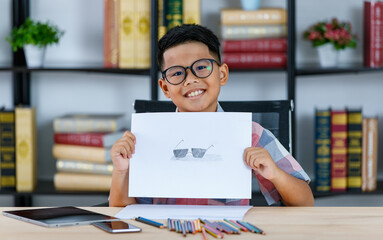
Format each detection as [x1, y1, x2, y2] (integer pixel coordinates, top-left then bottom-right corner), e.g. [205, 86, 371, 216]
[175, 102, 224, 112]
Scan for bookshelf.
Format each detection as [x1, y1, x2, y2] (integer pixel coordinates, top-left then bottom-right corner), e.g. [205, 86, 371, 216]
[1, 0, 383, 206]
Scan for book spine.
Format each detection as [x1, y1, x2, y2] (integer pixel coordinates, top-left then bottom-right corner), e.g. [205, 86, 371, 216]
[182, 0, 200, 25]
[54, 119, 118, 133]
[104, 0, 120, 68]
[221, 25, 287, 40]
[135, 0, 151, 69]
[347, 109, 362, 191]
[54, 133, 105, 147]
[166, 0, 183, 30]
[158, 0, 167, 39]
[221, 8, 287, 25]
[118, 0, 135, 68]
[52, 144, 111, 163]
[362, 118, 378, 192]
[314, 109, 331, 192]
[15, 107, 37, 192]
[56, 159, 113, 175]
[0, 111, 16, 190]
[364, 1, 383, 67]
[330, 110, 348, 192]
[222, 52, 287, 69]
[54, 172, 112, 192]
[222, 38, 287, 53]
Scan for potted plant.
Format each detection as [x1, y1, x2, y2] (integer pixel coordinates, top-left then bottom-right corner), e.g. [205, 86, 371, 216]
[6, 18, 64, 68]
[303, 18, 357, 67]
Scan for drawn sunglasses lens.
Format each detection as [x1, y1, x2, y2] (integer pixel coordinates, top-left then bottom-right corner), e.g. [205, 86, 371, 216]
[191, 148, 207, 158]
[173, 149, 188, 158]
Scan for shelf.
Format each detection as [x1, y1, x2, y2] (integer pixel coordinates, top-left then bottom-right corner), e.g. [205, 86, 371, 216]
[296, 63, 383, 76]
[0, 180, 109, 196]
[0, 65, 150, 75]
[229, 68, 286, 73]
[311, 181, 383, 198]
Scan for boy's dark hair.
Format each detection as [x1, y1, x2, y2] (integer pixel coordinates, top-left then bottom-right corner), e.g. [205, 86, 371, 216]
[157, 24, 221, 70]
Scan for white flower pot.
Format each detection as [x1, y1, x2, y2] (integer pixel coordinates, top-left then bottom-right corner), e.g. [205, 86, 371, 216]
[316, 44, 339, 67]
[241, 0, 261, 10]
[24, 45, 46, 68]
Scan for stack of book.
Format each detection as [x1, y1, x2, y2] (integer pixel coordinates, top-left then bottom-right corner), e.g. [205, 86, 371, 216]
[364, 1, 383, 67]
[220, 8, 288, 69]
[52, 114, 126, 192]
[314, 108, 378, 193]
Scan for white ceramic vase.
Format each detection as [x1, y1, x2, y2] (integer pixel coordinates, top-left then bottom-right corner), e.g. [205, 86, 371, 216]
[316, 44, 339, 67]
[241, 0, 261, 10]
[23, 44, 46, 68]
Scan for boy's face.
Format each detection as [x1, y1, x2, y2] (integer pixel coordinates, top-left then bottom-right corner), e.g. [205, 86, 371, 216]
[158, 41, 229, 112]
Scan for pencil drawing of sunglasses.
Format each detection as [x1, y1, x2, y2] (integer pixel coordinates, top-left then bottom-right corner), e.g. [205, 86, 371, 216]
[173, 139, 214, 158]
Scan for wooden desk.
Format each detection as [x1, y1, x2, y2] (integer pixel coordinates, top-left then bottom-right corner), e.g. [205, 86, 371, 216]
[1, 207, 383, 239]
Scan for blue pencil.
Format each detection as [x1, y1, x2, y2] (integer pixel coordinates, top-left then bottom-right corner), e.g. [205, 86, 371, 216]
[135, 216, 164, 228]
[246, 222, 265, 235]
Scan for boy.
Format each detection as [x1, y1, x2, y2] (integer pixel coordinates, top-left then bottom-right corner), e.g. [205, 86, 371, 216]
[109, 24, 314, 207]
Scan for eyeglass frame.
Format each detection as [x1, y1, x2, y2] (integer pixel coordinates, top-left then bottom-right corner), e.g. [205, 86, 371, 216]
[161, 58, 221, 85]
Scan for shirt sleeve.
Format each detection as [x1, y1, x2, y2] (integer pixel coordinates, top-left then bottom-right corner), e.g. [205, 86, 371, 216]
[251, 121, 311, 205]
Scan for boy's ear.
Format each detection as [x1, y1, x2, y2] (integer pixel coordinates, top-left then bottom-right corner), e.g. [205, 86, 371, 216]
[219, 63, 229, 86]
[158, 78, 171, 98]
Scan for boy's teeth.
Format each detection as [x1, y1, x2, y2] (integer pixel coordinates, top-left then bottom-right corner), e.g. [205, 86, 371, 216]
[187, 90, 203, 97]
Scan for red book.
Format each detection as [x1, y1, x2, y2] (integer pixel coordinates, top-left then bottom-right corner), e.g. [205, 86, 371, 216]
[330, 110, 348, 192]
[222, 52, 286, 69]
[222, 38, 287, 53]
[54, 131, 124, 148]
[364, 1, 383, 67]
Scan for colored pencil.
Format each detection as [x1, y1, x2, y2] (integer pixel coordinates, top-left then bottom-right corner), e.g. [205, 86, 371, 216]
[236, 220, 257, 233]
[217, 221, 239, 234]
[190, 220, 196, 234]
[135, 216, 164, 228]
[246, 222, 266, 235]
[181, 221, 187, 237]
[203, 224, 224, 239]
[201, 227, 209, 240]
[227, 219, 248, 232]
[168, 218, 172, 231]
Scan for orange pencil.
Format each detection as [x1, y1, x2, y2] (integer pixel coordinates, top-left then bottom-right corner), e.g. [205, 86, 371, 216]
[201, 227, 209, 240]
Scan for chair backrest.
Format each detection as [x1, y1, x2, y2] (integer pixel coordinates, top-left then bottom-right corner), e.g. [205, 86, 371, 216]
[134, 99, 292, 152]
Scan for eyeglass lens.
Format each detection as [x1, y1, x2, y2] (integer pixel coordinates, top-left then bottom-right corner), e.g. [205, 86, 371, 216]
[165, 59, 213, 85]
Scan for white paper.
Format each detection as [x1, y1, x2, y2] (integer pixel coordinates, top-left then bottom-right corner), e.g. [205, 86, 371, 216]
[115, 204, 252, 220]
[129, 112, 252, 199]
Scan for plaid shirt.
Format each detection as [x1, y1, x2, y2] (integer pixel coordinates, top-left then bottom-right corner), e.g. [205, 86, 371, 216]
[136, 103, 310, 206]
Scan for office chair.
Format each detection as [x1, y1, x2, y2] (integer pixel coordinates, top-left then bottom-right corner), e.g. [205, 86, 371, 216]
[134, 99, 292, 153]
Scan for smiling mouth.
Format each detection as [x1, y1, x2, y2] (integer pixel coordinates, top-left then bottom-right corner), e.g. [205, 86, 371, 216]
[186, 89, 205, 98]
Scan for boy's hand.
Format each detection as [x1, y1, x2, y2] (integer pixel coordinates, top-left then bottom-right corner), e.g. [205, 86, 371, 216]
[244, 147, 279, 180]
[111, 131, 136, 172]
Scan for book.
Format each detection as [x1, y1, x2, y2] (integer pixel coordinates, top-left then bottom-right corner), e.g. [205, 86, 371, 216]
[54, 172, 112, 192]
[54, 131, 124, 148]
[104, 0, 120, 68]
[166, 0, 183, 30]
[221, 8, 287, 25]
[53, 113, 126, 133]
[158, 0, 167, 39]
[52, 144, 112, 163]
[222, 52, 286, 69]
[119, 0, 135, 68]
[222, 38, 287, 53]
[330, 110, 348, 192]
[182, 0, 200, 25]
[362, 117, 378, 192]
[15, 107, 37, 192]
[0, 110, 16, 191]
[135, 0, 151, 69]
[56, 159, 113, 175]
[221, 25, 287, 40]
[347, 109, 363, 192]
[314, 108, 331, 192]
[364, 1, 383, 67]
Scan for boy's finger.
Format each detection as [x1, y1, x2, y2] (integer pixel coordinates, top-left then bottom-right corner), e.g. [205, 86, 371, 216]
[123, 131, 136, 142]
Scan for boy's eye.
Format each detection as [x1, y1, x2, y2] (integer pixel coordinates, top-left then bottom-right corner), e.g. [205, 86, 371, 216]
[195, 65, 207, 71]
[172, 71, 184, 77]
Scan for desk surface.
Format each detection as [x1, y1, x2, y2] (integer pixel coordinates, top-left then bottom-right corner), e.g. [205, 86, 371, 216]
[1, 207, 383, 240]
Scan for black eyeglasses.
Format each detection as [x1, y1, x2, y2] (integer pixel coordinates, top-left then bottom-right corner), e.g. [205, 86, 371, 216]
[161, 58, 220, 85]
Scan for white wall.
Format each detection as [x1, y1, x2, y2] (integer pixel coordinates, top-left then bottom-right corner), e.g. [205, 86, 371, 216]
[0, 0, 382, 206]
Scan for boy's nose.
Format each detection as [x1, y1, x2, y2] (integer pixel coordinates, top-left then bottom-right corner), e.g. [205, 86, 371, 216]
[183, 68, 199, 86]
